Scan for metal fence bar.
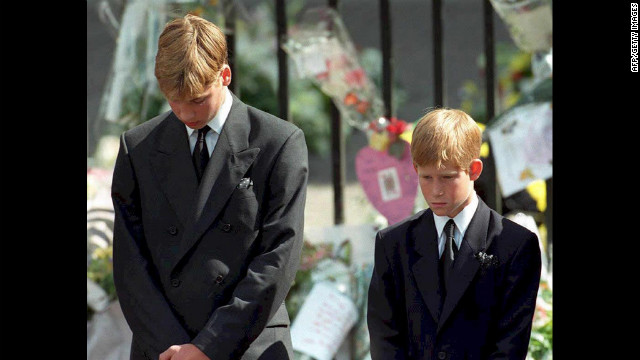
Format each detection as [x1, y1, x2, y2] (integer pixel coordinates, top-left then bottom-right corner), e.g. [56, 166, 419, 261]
[329, 0, 345, 225]
[482, 0, 502, 214]
[432, 0, 444, 107]
[225, 0, 238, 96]
[380, 0, 392, 118]
[276, 0, 289, 121]
[545, 178, 552, 266]
[484, 0, 495, 121]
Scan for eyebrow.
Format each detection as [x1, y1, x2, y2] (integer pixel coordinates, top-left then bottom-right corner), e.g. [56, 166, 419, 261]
[427, 170, 459, 177]
[420, 171, 457, 177]
[191, 94, 208, 102]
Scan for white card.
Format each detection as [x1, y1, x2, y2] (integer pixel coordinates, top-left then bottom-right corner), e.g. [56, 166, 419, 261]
[290, 282, 358, 360]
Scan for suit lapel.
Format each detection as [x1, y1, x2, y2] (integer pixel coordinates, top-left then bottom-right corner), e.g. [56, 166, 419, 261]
[174, 94, 260, 270]
[410, 210, 444, 324]
[437, 197, 493, 332]
[149, 112, 199, 229]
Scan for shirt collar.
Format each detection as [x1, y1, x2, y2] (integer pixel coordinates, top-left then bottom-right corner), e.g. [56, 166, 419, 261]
[185, 87, 233, 137]
[433, 190, 479, 240]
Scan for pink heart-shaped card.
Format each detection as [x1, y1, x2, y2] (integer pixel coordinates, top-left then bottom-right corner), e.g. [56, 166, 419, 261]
[355, 141, 418, 225]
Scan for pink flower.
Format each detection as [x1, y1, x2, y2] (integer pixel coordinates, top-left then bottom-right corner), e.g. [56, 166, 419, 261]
[344, 68, 366, 88]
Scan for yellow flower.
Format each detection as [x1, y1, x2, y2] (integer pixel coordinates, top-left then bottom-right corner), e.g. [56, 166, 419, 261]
[509, 52, 532, 73]
[504, 93, 521, 109]
[480, 142, 490, 158]
[526, 179, 547, 212]
[369, 132, 391, 152]
[399, 126, 413, 144]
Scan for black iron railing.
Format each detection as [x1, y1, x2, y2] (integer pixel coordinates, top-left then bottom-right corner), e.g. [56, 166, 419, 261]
[223, 1, 553, 255]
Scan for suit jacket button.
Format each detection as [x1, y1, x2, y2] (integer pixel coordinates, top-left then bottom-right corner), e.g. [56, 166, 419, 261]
[167, 226, 178, 235]
[215, 275, 224, 284]
[222, 223, 232, 232]
[171, 278, 181, 287]
[437, 351, 447, 359]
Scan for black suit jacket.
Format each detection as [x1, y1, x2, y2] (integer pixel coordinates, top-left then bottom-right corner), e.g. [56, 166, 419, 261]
[111, 93, 308, 360]
[367, 197, 541, 360]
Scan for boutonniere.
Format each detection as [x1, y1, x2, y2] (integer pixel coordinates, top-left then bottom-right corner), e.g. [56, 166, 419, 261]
[475, 251, 498, 271]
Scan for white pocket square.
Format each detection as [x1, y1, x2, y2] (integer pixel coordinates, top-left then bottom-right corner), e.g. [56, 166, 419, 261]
[237, 177, 253, 189]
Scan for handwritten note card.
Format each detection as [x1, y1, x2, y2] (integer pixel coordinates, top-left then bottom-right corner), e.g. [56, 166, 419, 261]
[486, 102, 552, 197]
[291, 282, 358, 360]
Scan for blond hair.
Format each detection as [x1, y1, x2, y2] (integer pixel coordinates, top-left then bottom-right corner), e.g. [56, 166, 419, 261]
[154, 14, 228, 100]
[411, 108, 482, 170]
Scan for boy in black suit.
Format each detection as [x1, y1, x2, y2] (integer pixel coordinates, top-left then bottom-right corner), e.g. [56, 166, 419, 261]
[367, 108, 541, 359]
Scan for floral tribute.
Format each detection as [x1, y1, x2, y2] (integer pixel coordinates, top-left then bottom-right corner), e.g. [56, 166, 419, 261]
[286, 239, 373, 360]
[528, 278, 552, 360]
[366, 116, 412, 160]
[284, 6, 418, 227]
[489, 0, 552, 53]
[283, 6, 385, 131]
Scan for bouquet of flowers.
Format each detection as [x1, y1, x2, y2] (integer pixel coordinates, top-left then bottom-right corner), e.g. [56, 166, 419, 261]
[489, 0, 552, 53]
[283, 6, 385, 131]
[366, 116, 412, 160]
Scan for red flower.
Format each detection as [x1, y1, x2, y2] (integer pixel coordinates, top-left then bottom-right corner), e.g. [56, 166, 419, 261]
[356, 100, 370, 114]
[386, 117, 408, 135]
[344, 92, 358, 106]
[511, 71, 524, 82]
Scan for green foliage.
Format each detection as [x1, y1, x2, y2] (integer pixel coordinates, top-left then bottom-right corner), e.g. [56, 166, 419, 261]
[527, 279, 553, 360]
[87, 246, 117, 302]
[118, 86, 167, 131]
[289, 89, 334, 156]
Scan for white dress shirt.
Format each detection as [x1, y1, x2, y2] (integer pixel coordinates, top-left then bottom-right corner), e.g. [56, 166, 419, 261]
[433, 191, 479, 258]
[185, 87, 233, 157]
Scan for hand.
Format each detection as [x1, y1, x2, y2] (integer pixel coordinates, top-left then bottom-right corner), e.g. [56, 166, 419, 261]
[159, 344, 210, 360]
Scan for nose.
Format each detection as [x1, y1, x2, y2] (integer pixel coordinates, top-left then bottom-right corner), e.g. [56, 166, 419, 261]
[432, 181, 444, 196]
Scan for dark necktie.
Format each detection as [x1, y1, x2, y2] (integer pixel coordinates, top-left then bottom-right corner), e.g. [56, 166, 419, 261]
[193, 125, 211, 182]
[439, 219, 458, 296]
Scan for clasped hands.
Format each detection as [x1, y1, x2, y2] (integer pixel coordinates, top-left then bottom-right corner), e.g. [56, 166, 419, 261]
[159, 344, 210, 360]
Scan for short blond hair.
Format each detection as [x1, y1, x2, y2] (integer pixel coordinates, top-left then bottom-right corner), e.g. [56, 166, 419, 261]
[154, 14, 228, 100]
[411, 108, 482, 170]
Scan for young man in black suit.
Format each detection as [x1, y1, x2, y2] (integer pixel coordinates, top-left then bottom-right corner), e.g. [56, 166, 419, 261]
[111, 14, 308, 360]
[367, 108, 541, 359]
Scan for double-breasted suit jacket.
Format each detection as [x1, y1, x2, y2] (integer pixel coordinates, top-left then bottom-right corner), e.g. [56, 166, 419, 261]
[367, 197, 541, 359]
[111, 93, 308, 360]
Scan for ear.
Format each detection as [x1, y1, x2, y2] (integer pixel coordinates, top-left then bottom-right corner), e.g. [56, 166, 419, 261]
[469, 159, 483, 181]
[413, 163, 419, 174]
[221, 65, 232, 86]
